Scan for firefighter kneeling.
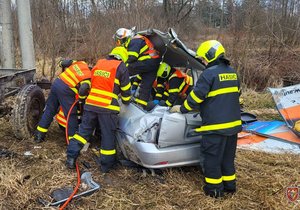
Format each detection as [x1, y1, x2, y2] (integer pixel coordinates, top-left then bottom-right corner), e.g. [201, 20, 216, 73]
[66, 47, 131, 173]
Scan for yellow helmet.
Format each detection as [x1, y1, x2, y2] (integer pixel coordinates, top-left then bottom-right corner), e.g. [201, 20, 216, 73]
[109, 46, 128, 63]
[196, 40, 225, 63]
[157, 62, 171, 78]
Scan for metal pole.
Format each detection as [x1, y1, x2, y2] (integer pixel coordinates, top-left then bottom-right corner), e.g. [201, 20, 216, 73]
[0, 0, 15, 68]
[17, 0, 35, 69]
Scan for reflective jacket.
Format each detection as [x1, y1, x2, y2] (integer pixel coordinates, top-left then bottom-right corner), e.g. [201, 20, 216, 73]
[55, 94, 80, 128]
[59, 61, 91, 98]
[55, 107, 67, 128]
[126, 35, 159, 63]
[180, 59, 242, 135]
[85, 57, 131, 113]
[155, 68, 193, 106]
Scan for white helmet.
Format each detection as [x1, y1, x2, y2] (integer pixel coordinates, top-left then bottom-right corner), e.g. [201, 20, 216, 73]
[113, 27, 135, 46]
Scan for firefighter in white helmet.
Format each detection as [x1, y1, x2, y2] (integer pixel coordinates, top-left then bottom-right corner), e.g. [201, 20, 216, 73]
[113, 27, 161, 110]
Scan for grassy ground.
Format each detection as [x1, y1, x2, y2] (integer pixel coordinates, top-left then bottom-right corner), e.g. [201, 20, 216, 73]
[241, 89, 282, 121]
[0, 90, 299, 209]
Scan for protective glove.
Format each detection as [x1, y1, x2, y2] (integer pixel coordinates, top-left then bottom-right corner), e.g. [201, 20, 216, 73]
[169, 105, 181, 113]
[153, 100, 159, 105]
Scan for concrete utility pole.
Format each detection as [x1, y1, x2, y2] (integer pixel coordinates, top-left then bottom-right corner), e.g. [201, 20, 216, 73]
[0, 0, 15, 68]
[17, 0, 35, 69]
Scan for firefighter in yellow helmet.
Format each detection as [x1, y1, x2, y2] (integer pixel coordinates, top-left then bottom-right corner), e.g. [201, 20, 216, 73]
[66, 47, 131, 172]
[170, 40, 242, 198]
[154, 62, 193, 107]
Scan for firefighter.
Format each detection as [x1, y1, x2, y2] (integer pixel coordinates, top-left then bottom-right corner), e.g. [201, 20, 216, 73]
[66, 47, 131, 173]
[170, 40, 242, 198]
[113, 27, 161, 109]
[153, 62, 193, 107]
[34, 60, 91, 143]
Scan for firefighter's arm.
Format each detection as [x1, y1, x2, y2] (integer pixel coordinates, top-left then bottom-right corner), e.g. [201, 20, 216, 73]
[126, 39, 143, 63]
[78, 79, 91, 101]
[154, 77, 166, 101]
[180, 73, 211, 113]
[118, 63, 131, 104]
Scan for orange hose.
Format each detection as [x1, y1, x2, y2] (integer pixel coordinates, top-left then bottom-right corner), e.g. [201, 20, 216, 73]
[59, 100, 81, 210]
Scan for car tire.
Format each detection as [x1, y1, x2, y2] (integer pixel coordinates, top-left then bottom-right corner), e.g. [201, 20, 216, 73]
[11, 84, 45, 139]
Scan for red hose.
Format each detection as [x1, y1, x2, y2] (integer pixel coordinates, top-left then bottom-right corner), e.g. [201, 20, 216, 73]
[59, 100, 81, 210]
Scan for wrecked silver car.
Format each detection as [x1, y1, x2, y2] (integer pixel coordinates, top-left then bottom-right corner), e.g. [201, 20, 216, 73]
[116, 28, 206, 169]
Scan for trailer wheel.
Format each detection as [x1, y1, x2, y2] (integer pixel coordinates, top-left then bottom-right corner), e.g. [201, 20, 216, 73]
[11, 84, 45, 139]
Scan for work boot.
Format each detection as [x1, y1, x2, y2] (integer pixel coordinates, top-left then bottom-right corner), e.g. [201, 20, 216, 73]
[66, 157, 76, 169]
[224, 181, 236, 194]
[224, 188, 236, 194]
[100, 164, 115, 173]
[203, 186, 224, 198]
[34, 130, 46, 143]
[100, 156, 117, 173]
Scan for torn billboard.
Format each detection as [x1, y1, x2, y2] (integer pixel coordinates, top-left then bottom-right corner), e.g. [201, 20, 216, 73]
[240, 120, 300, 154]
[269, 84, 300, 137]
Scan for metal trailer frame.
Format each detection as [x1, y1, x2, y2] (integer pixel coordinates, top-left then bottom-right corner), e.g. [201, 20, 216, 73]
[0, 68, 51, 139]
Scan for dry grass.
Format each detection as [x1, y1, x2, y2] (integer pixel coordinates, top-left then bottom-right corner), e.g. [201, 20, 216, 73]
[0, 86, 296, 209]
[241, 88, 282, 121]
[0, 111, 300, 210]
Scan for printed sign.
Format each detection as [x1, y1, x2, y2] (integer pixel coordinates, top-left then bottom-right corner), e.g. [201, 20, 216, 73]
[269, 84, 300, 137]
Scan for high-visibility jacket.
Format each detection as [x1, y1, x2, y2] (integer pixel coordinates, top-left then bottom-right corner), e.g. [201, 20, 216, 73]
[180, 59, 242, 135]
[126, 35, 159, 63]
[85, 58, 131, 113]
[59, 61, 91, 95]
[55, 94, 80, 128]
[155, 68, 193, 106]
[55, 107, 67, 128]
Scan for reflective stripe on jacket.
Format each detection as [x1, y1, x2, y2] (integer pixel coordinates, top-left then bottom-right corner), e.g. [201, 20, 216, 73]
[181, 61, 242, 135]
[55, 93, 80, 128]
[127, 35, 159, 61]
[168, 69, 193, 97]
[59, 61, 91, 88]
[55, 107, 67, 128]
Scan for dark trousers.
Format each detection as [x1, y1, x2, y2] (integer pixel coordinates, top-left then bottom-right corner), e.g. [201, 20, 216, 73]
[67, 110, 118, 168]
[200, 134, 237, 192]
[38, 78, 78, 137]
[128, 59, 160, 104]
